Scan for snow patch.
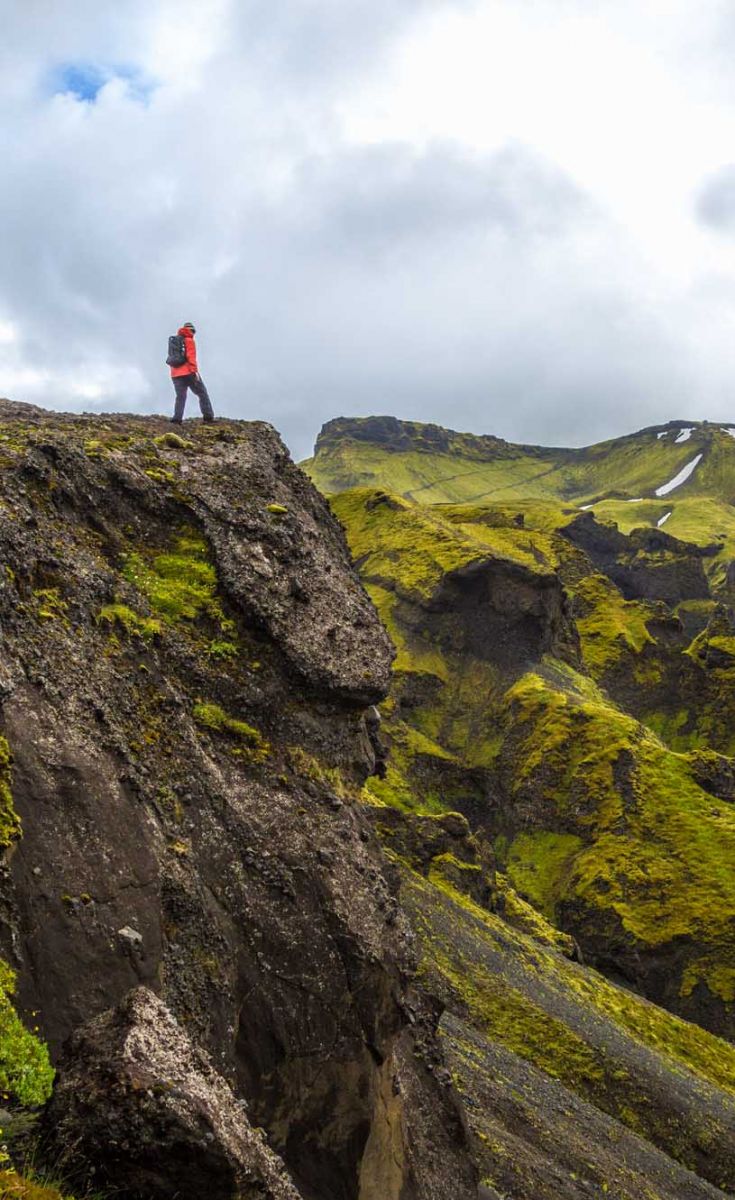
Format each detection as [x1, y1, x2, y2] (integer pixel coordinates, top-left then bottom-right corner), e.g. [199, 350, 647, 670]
[726, 428, 735, 439]
[626, 498, 643, 503]
[655, 454, 703, 497]
[675, 427, 694, 444]
[657, 431, 667, 440]
[579, 504, 594, 511]
[657, 511, 672, 528]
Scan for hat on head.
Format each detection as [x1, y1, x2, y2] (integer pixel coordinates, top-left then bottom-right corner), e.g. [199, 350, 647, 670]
[183, 321, 196, 329]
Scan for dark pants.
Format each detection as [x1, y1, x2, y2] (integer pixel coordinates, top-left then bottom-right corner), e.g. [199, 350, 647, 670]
[172, 374, 214, 422]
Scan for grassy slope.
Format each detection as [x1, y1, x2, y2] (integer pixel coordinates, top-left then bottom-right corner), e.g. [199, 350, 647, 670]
[403, 868, 735, 1198]
[306, 419, 730, 503]
[329, 487, 735, 1037]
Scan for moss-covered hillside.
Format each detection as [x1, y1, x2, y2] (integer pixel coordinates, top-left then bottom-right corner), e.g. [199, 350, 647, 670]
[305, 415, 735, 590]
[316, 432, 735, 1194]
[327, 478, 735, 1033]
[405, 867, 735, 1199]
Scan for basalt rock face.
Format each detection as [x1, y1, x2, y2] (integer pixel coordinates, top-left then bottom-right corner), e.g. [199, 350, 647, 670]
[314, 417, 513, 461]
[563, 515, 714, 605]
[43, 987, 301, 1200]
[425, 555, 579, 670]
[0, 402, 475, 1200]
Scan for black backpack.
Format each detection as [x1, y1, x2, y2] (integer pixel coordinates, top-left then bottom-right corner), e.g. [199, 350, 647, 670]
[166, 334, 187, 367]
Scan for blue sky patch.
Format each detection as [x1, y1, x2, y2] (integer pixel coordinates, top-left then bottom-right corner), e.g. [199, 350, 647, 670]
[51, 62, 155, 104]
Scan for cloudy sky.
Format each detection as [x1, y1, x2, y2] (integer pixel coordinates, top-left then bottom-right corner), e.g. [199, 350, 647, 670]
[4, 0, 735, 457]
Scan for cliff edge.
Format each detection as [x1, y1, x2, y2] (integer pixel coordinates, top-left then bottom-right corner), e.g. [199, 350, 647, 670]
[0, 401, 475, 1200]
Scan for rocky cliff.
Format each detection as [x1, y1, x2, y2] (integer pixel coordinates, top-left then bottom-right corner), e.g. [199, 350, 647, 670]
[0, 401, 476, 1200]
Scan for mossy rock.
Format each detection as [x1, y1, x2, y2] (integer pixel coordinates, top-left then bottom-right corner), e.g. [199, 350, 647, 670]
[0, 1172, 67, 1199]
[0, 739, 21, 849]
[97, 604, 161, 641]
[154, 432, 193, 450]
[0, 960, 54, 1107]
[193, 702, 269, 762]
[404, 866, 735, 1190]
[123, 529, 230, 629]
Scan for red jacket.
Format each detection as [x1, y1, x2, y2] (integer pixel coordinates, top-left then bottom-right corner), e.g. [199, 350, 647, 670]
[170, 327, 198, 378]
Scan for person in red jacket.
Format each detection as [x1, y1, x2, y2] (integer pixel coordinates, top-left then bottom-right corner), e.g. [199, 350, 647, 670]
[170, 322, 215, 423]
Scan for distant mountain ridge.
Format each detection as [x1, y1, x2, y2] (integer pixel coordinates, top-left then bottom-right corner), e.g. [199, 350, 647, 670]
[312, 413, 732, 465]
[305, 414, 735, 589]
[306, 414, 735, 497]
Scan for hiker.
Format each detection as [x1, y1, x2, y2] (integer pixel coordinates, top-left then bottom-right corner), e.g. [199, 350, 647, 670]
[168, 322, 215, 423]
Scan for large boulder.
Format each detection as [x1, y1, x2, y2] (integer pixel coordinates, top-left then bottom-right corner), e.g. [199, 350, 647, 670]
[43, 987, 301, 1200]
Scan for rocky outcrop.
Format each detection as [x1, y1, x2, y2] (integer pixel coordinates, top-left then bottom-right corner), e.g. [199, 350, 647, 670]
[563, 515, 713, 604]
[43, 987, 301, 1199]
[314, 416, 513, 461]
[0, 403, 475, 1200]
[425, 555, 580, 670]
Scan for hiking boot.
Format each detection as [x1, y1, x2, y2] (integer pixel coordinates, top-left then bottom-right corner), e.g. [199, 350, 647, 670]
[170, 418, 183, 425]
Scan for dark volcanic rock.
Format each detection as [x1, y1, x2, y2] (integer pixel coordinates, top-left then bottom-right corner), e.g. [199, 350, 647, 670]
[426, 556, 580, 669]
[43, 986, 301, 1200]
[563, 513, 713, 604]
[315, 415, 511, 460]
[0, 403, 475, 1200]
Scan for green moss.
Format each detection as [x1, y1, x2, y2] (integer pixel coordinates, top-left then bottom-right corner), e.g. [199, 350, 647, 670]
[680, 955, 735, 1003]
[0, 1169, 103, 1200]
[505, 831, 583, 919]
[640, 707, 693, 751]
[0, 739, 20, 850]
[143, 467, 177, 484]
[0, 960, 54, 1107]
[561, 948, 735, 1096]
[448, 518, 560, 572]
[427, 946, 607, 1088]
[286, 746, 354, 799]
[207, 639, 238, 661]
[428, 853, 483, 896]
[33, 589, 68, 623]
[499, 668, 735, 1010]
[330, 489, 493, 601]
[706, 633, 735, 656]
[572, 574, 654, 675]
[97, 604, 161, 641]
[193, 702, 269, 761]
[0, 1173, 66, 1199]
[408, 868, 735, 1104]
[363, 723, 457, 816]
[154, 432, 192, 450]
[123, 531, 225, 626]
[493, 873, 576, 953]
[364, 583, 448, 682]
[266, 503, 288, 515]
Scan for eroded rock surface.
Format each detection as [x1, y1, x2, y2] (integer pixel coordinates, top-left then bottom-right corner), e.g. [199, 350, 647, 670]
[43, 987, 301, 1200]
[0, 403, 474, 1200]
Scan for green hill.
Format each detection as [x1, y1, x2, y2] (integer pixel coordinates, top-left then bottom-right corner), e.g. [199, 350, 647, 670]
[304, 415, 735, 589]
[302, 413, 735, 1195]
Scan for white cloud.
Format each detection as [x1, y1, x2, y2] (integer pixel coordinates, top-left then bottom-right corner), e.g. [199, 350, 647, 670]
[2, 0, 735, 457]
